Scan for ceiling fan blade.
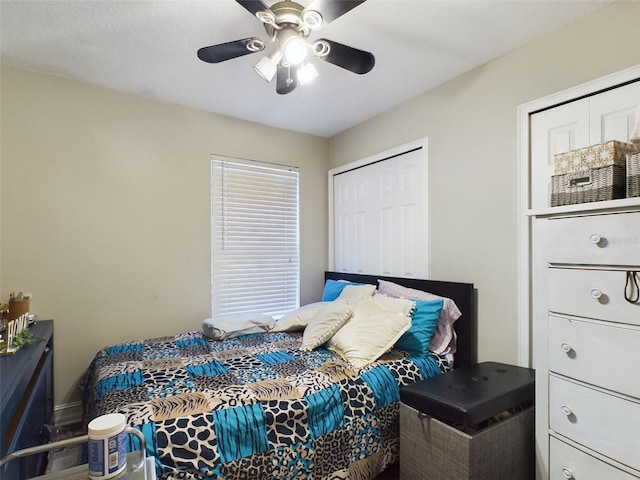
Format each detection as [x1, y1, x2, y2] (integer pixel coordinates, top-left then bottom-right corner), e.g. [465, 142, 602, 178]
[316, 39, 375, 74]
[276, 65, 297, 94]
[236, 0, 273, 17]
[197, 38, 264, 63]
[304, 0, 366, 26]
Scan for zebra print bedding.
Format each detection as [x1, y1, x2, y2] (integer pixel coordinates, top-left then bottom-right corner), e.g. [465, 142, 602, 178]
[82, 329, 450, 479]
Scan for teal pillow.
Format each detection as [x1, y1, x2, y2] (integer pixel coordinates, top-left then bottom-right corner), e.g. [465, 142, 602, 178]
[321, 279, 361, 301]
[395, 298, 444, 356]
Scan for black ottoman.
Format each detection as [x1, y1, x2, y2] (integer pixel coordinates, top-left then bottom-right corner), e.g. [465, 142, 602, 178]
[399, 362, 535, 480]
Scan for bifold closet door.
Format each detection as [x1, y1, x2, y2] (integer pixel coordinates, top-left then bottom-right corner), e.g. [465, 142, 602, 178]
[332, 147, 428, 278]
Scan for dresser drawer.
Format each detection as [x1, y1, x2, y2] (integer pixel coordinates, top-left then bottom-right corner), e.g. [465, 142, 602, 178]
[548, 315, 640, 398]
[545, 212, 640, 265]
[550, 437, 640, 480]
[548, 268, 640, 326]
[549, 375, 640, 470]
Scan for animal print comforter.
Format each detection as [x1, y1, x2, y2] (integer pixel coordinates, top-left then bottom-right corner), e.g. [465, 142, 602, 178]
[82, 330, 449, 479]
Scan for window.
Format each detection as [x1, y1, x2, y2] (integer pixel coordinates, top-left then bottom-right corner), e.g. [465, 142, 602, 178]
[211, 155, 299, 317]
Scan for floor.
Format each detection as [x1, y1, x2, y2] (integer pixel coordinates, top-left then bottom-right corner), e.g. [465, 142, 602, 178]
[375, 461, 399, 479]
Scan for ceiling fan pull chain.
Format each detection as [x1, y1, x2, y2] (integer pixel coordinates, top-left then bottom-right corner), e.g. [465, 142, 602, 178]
[286, 66, 294, 86]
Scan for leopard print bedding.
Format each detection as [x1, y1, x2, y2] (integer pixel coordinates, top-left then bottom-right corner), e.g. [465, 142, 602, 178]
[82, 331, 450, 479]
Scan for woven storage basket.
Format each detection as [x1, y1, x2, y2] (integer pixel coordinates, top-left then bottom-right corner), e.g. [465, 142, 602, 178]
[553, 140, 636, 175]
[550, 165, 626, 206]
[399, 403, 534, 480]
[627, 152, 640, 198]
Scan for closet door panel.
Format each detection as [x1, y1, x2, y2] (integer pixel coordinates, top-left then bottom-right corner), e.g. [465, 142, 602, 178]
[530, 101, 589, 210]
[334, 179, 364, 273]
[589, 80, 640, 144]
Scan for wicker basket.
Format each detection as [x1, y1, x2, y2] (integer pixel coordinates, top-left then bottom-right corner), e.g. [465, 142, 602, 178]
[399, 403, 534, 480]
[550, 165, 626, 207]
[627, 152, 640, 198]
[553, 140, 636, 175]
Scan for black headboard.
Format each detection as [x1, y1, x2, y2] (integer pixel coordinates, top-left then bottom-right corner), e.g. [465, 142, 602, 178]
[324, 271, 476, 369]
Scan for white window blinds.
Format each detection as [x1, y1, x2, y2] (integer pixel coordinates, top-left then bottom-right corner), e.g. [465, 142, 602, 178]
[211, 156, 299, 317]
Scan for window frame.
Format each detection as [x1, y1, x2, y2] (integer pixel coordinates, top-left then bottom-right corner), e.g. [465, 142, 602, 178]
[210, 155, 300, 318]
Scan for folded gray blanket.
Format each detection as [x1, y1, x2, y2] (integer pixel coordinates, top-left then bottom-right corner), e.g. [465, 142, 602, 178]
[202, 313, 275, 340]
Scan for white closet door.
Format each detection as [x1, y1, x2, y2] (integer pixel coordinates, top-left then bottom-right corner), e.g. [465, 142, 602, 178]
[589, 80, 640, 143]
[333, 170, 367, 274]
[530, 101, 589, 210]
[332, 146, 428, 278]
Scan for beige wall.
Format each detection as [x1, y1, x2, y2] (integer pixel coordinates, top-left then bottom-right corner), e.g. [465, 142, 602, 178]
[329, 1, 640, 364]
[0, 67, 329, 408]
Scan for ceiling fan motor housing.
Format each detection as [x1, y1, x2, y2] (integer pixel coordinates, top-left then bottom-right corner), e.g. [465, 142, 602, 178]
[264, 1, 318, 38]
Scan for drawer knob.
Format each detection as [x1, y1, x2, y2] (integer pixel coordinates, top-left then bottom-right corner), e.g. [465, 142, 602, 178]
[562, 467, 574, 479]
[589, 233, 602, 244]
[561, 405, 573, 416]
[561, 342, 572, 353]
[590, 288, 603, 299]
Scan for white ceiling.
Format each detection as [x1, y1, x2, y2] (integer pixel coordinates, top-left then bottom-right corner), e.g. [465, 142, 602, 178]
[1, 0, 612, 137]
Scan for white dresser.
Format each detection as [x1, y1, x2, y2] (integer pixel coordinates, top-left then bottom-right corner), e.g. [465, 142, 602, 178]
[534, 208, 640, 480]
[519, 65, 640, 480]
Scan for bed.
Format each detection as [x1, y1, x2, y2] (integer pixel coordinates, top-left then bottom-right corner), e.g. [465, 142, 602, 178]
[82, 272, 475, 479]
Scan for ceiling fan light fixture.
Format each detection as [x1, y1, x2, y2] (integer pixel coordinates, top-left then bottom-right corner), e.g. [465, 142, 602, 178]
[254, 49, 283, 82]
[282, 36, 307, 65]
[297, 62, 319, 85]
[254, 56, 277, 82]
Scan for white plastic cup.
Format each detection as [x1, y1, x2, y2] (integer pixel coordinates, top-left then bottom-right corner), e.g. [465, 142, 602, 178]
[88, 413, 127, 479]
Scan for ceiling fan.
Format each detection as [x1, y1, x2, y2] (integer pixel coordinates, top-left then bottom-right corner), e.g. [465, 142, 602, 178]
[197, 0, 375, 94]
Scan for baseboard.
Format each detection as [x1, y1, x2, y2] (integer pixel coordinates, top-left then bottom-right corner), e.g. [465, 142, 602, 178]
[54, 401, 82, 426]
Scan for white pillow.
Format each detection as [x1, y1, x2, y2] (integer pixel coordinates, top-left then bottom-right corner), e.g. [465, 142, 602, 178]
[326, 298, 412, 369]
[271, 302, 327, 332]
[372, 293, 415, 317]
[336, 284, 376, 304]
[300, 300, 353, 351]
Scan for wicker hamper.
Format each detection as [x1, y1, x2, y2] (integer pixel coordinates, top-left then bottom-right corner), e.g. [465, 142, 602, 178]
[627, 152, 640, 198]
[550, 165, 626, 206]
[399, 362, 535, 480]
[399, 403, 534, 480]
